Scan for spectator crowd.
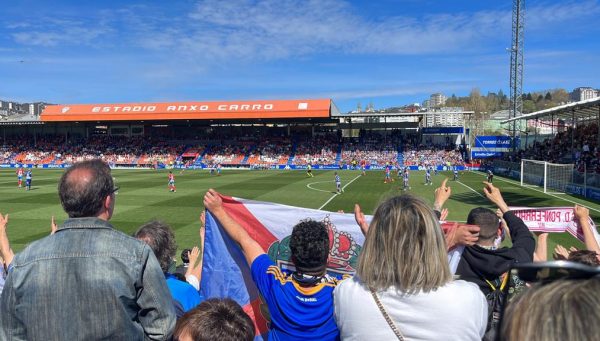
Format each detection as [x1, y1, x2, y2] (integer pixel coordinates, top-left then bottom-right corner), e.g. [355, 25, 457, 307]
[511, 122, 600, 174]
[0, 159, 598, 340]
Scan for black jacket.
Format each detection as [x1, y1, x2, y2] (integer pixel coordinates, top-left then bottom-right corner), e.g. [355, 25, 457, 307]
[456, 211, 535, 295]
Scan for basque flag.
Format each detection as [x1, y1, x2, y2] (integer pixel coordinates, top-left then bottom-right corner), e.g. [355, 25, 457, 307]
[200, 195, 367, 340]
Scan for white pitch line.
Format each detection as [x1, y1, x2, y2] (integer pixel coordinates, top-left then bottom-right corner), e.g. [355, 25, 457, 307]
[456, 180, 485, 198]
[469, 171, 600, 214]
[306, 180, 337, 193]
[318, 174, 362, 210]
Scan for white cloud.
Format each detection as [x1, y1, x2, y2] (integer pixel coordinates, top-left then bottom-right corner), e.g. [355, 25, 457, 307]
[6, 0, 600, 60]
[122, 0, 600, 62]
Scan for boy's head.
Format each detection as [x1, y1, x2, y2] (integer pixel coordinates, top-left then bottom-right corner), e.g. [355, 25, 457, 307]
[568, 250, 600, 267]
[467, 207, 500, 244]
[289, 219, 329, 275]
[181, 248, 192, 264]
[174, 298, 254, 341]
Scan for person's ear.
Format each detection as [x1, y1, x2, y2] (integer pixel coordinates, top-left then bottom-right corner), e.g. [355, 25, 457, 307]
[104, 195, 112, 210]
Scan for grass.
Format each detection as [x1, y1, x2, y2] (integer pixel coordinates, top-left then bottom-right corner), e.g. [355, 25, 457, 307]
[2, 168, 600, 260]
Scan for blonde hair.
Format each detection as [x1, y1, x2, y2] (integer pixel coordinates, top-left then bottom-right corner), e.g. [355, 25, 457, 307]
[501, 278, 600, 341]
[356, 194, 451, 293]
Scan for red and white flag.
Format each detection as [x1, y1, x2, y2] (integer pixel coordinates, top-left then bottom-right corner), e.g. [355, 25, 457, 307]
[201, 195, 367, 339]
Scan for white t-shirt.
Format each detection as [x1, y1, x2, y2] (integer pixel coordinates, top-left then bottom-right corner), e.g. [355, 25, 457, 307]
[334, 276, 487, 341]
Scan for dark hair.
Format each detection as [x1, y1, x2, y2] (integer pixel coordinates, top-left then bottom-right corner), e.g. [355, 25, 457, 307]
[58, 159, 114, 218]
[181, 248, 192, 264]
[174, 298, 255, 341]
[134, 220, 177, 273]
[568, 250, 600, 267]
[467, 207, 499, 242]
[289, 219, 329, 273]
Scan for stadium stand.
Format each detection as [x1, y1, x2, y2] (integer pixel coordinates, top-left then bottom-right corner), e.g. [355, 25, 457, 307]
[0, 133, 470, 168]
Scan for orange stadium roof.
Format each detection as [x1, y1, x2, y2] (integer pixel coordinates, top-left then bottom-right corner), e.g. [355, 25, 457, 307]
[40, 99, 334, 122]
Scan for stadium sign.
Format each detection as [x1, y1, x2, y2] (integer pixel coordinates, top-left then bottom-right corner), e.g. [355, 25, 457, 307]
[40, 99, 332, 122]
[90, 103, 276, 113]
[421, 127, 464, 134]
[471, 151, 504, 159]
[474, 136, 519, 149]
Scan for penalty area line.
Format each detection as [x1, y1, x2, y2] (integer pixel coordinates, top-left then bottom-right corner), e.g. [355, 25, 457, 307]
[318, 174, 362, 210]
[456, 180, 485, 199]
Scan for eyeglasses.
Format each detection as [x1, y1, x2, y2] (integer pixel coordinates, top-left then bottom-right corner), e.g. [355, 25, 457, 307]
[111, 186, 119, 195]
[511, 261, 600, 283]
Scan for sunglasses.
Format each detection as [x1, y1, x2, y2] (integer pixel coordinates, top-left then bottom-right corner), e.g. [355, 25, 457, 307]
[511, 261, 600, 283]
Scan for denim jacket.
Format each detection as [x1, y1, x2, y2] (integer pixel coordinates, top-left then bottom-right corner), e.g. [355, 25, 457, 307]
[0, 217, 176, 341]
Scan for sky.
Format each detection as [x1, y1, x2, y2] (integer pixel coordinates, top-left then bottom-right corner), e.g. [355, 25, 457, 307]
[0, 0, 599, 112]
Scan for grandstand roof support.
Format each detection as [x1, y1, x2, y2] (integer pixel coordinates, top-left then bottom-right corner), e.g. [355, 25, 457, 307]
[597, 105, 600, 147]
[509, 0, 525, 153]
[571, 109, 575, 160]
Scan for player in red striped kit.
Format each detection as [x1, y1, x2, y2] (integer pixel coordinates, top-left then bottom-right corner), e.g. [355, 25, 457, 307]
[168, 171, 177, 192]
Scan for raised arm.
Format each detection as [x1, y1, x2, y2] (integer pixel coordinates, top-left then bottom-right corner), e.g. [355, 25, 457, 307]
[0, 214, 14, 268]
[533, 233, 548, 262]
[574, 205, 600, 253]
[51, 216, 58, 235]
[433, 178, 452, 212]
[203, 189, 265, 266]
[482, 182, 510, 213]
[353, 204, 369, 236]
[483, 181, 535, 260]
[185, 212, 205, 288]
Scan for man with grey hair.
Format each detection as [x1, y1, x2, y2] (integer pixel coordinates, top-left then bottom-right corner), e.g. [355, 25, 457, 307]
[0, 159, 175, 340]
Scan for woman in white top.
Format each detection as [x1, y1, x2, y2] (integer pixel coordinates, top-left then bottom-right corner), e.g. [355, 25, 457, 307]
[334, 194, 487, 340]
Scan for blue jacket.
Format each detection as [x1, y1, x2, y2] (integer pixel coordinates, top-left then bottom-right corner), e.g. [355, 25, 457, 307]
[0, 217, 176, 341]
[165, 273, 203, 312]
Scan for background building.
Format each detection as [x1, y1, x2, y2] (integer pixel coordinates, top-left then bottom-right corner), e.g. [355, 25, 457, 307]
[570, 87, 599, 101]
[429, 93, 447, 107]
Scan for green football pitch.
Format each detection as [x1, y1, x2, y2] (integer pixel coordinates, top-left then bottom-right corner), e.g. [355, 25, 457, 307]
[2, 168, 600, 260]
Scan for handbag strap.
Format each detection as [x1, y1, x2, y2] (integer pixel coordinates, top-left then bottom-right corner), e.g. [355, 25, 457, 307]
[369, 287, 405, 341]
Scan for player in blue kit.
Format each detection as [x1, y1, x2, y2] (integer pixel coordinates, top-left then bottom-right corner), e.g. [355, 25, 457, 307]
[335, 172, 342, 193]
[425, 167, 432, 185]
[402, 168, 410, 190]
[25, 170, 32, 191]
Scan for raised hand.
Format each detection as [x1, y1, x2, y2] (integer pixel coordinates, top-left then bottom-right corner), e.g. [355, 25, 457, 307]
[574, 205, 590, 222]
[434, 178, 451, 210]
[553, 244, 570, 260]
[203, 189, 223, 212]
[354, 204, 369, 236]
[188, 246, 200, 267]
[483, 182, 509, 213]
[0, 213, 8, 230]
[51, 216, 58, 235]
[199, 211, 206, 227]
